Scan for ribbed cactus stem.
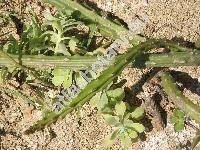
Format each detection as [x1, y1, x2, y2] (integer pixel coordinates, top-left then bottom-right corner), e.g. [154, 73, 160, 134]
[161, 72, 200, 123]
[1, 51, 200, 69]
[0, 51, 97, 70]
[146, 51, 200, 67]
[136, 50, 200, 68]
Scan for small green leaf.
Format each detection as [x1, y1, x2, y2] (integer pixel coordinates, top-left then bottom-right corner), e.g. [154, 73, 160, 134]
[131, 123, 145, 133]
[50, 33, 59, 43]
[89, 92, 101, 108]
[174, 123, 184, 132]
[171, 115, 178, 124]
[52, 68, 64, 76]
[90, 92, 108, 110]
[127, 129, 138, 139]
[124, 119, 134, 127]
[101, 105, 113, 114]
[75, 72, 88, 89]
[171, 108, 185, 124]
[107, 88, 125, 101]
[52, 68, 64, 86]
[52, 76, 63, 86]
[103, 114, 120, 126]
[131, 107, 144, 119]
[115, 101, 126, 116]
[171, 108, 185, 132]
[43, 9, 56, 21]
[69, 38, 77, 52]
[99, 92, 108, 109]
[119, 132, 132, 149]
[52, 68, 72, 87]
[57, 42, 71, 56]
[174, 108, 185, 118]
[103, 129, 119, 148]
[52, 20, 62, 33]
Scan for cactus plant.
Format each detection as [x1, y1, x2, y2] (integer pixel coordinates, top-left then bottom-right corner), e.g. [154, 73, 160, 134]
[1, 0, 200, 148]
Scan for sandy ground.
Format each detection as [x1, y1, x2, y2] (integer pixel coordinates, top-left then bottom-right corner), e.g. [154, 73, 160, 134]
[0, 0, 200, 149]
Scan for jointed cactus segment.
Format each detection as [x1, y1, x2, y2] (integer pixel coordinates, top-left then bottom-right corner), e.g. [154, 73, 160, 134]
[2, 40, 200, 69]
[0, 51, 97, 70]
[161, 72, 200, 123]
[139, 50, 200, 68]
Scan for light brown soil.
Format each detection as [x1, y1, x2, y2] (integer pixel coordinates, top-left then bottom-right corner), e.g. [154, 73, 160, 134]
[0, 0, 200, 150]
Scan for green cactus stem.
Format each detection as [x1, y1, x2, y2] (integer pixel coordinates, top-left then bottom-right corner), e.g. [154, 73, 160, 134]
[0, 50, 97, 70]
[1, 50, 200, 69]
[146, 51, 200, 67]
[135, 50, 200, 68]
[161, 72, 200, 124]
